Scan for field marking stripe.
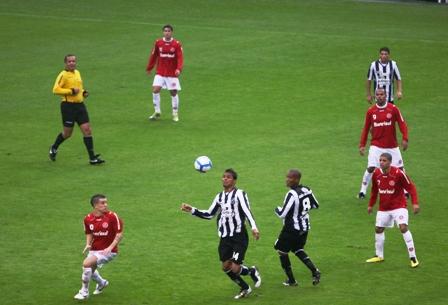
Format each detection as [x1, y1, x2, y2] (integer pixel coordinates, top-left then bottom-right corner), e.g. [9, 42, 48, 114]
[1, 12, 447, 44]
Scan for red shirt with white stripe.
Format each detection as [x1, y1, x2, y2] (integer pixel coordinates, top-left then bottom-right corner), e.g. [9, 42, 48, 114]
[146, 38, 183, 77]
[369, 166, 418, 211]
[360, 103, 408, 148]
[84, 211, 123, 253]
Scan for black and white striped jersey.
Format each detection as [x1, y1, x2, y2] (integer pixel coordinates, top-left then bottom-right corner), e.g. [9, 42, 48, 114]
[191, 188, 258, 238]
[275, 185, 319, 232]
[367, 60, 401, 102]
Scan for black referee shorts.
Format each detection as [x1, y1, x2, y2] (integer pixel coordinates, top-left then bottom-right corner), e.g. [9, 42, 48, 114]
[218, 232, 248, 264]
[274, 228, 308, 253]
[60, 102, 90, 127]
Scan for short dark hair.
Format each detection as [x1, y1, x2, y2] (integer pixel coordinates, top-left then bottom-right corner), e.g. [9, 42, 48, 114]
[64, 54, 76, 63]
[90, 194, 106, 207]
[163, 24, 173, 31]
[379, 47, 390, 54]
[224, 168, 238, 180]
[289, 169, 302, 181]
[375, 88, 385, 94]
[380, 152, 392, 162]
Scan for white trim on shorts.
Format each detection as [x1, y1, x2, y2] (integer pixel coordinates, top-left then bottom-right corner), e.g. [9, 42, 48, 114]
[88, 250, 117, 268]
[368, 145, 404, 168]
[375, 208, 408, 228]
[153, 74, 181, 91]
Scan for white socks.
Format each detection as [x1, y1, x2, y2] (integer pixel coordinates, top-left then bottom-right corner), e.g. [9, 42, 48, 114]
[375, 232, 385, 258]
[91, 270, 104, 284]
[171, 94, 179, 115]
[375, 231, 416, 259]
[360, 170, 373, 194]
[402, 230, 417, 258]
[153, 93, 161, 113]
[81, 267, 92, 291]
[153, 93, 179, 115]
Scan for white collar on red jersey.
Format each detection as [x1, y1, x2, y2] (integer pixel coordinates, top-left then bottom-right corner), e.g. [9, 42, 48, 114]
[375, 102, 388, 109]
[163, 37, 174, 42]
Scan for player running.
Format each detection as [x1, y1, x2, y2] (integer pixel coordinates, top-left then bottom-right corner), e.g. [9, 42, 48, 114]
[180, 169, 261, 299]
[366, 153, 420, 268]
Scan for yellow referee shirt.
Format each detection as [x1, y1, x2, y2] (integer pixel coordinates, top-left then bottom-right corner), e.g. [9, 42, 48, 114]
[53, 69, 84, 103]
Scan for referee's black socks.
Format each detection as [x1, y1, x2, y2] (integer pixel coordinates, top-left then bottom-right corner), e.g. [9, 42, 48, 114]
[83, 136, 95, 160]
[279, 254, 296, 283]
[52, 132, 66, 149]
[295, 249, 318, 273]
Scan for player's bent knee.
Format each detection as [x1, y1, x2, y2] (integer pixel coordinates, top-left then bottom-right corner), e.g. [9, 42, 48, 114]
[399, 225, 408, 233]
[222, 260, 232, 271]
[82, 255, 98, 268]
[80, 125, 92, 136]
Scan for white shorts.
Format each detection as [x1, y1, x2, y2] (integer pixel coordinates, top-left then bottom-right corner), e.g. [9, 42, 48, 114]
[88, 250, 117, 268]
[153, 75, 181, 91]
[375, 208, 408, 228]
[368, 146, 404, 168]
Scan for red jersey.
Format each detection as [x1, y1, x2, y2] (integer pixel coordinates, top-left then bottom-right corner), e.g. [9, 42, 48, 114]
[146, 38, 183, 77]
[84, 211, 123, 253]
[359, 103, 408, 148]
[369, 166, 418, 211]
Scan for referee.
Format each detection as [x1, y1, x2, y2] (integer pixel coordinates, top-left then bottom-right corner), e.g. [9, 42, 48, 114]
[274, 169, 321, 286]
[49, 54, 104, 165]
[181, 168, 261, 299]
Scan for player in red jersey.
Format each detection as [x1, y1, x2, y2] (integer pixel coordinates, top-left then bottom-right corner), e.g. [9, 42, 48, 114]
[358, 88, 409, 199]
[146, 24, 184, 122]
[74, 194, 124, 300]
[366, 153, 420, 268]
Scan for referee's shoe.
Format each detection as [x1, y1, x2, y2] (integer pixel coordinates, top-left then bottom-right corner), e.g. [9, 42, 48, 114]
[90, 154, 105, 165]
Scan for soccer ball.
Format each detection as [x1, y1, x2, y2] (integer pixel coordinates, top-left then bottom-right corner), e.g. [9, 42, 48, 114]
[194, 156, 212, 173]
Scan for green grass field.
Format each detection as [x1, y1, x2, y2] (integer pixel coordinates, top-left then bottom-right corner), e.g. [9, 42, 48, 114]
[1, 0, 448, 304]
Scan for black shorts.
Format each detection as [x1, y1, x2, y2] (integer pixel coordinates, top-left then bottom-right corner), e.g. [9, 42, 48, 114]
[274, 228, 308, 254]
[218, 232, 248, 264]
[61, 102, 90, 127]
